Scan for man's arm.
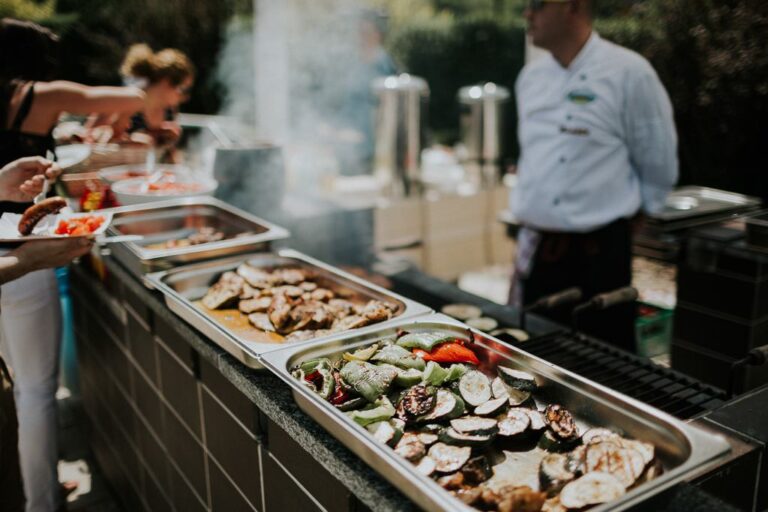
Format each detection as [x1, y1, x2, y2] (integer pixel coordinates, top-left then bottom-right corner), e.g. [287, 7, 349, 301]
[623, 63, 679, 214]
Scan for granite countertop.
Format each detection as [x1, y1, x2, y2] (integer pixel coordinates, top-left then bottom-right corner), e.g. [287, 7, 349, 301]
[73, 255, 738, 512]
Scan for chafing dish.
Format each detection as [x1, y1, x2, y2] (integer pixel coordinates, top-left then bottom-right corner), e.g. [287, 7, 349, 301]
[103, 196, 289, 277]
[260, 314, 731, 512]
[145, 249, 432, 368]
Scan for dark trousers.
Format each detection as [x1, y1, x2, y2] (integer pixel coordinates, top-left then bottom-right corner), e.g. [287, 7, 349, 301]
[0, 356, 24, 512]
[522, 218, 636, 353]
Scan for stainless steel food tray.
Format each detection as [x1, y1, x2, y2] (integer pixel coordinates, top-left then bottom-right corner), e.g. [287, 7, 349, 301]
[261, 314, 731, 512]
[103, 196, 290, 277]
[651, 186, 760, 223]
[145, 249, 432, 368]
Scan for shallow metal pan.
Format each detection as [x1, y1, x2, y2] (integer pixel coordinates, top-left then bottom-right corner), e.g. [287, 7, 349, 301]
[145, 249, 432, 368]
[103, 196, 289, 277]
[651, 186, 760, 223]
[260, 314, 731, 512]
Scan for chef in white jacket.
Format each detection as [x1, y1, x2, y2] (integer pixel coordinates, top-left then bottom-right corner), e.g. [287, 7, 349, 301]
[510, 0, 678, 351]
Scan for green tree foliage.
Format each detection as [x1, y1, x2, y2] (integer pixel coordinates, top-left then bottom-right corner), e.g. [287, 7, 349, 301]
[50, 0, 246, 114]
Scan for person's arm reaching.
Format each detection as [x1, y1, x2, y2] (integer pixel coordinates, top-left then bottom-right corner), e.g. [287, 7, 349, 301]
[623, 63, 679, 215]
[0, 238, 93, 285]
[30, 81, 146, 131]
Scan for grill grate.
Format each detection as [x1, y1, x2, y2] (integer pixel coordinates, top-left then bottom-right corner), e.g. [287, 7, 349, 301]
[504, 332, 726, 420]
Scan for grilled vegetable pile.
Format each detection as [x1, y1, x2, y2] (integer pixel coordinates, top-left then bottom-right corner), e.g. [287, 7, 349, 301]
[292, 330, 662, 511]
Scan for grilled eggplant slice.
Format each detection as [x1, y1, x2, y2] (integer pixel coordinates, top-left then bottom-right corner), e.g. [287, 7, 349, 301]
[428, 442, 472, 473]
[545, 404, 579, 440]
[492, 376, 531, 406]
[585, 442, 646, 488]
[461, 456, 493, 485]
[582, 427, 618, 445]
[419, 389, 465, 422]
[394, 434, 427, 462]
[415, 455, 437, 476]
[559, 472, 626, 509]
[498, 409, 531, 437]
[417, 432, 439, 446]
[450, 417, 499, 436]
[396, 385, 437, 420]
[439, 427, 495, 448]
[538, 430, 581, 453]
[473, 396, 508, 417]
[459, 370, 492, 406]
[524, 408, 547, 431]
[497, 367, 537, 392]
[539, 453, 577, 494]
[340, 361, 398, 402]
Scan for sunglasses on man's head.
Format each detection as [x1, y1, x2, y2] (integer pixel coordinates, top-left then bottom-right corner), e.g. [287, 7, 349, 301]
[527, 0, 572, 11]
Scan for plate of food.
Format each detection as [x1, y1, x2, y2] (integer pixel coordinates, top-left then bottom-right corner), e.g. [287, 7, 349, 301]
[0, 196, 112, 242]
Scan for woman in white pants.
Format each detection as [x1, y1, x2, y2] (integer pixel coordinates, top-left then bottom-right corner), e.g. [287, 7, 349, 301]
[0, 269, 62, 511]
[0, 18, 146, 511]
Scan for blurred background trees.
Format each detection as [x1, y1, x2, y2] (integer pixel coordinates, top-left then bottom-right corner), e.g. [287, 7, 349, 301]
[1, 0, 766, 195]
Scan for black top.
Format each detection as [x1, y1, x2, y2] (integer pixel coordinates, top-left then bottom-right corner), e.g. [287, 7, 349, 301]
[0, 80, 56, 213]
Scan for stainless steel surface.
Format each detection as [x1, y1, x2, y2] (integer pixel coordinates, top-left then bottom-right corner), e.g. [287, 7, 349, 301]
[104, 196, 289, 277]
[652, 186, 761, 222]
[372, 74, 429, 197]
[145, 249, 432, 368]
[458, 82, 510, 188]
[261, 314, 731, 512]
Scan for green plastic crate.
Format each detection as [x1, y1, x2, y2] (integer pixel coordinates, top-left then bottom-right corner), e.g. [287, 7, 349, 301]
[636, 302, 674, 358]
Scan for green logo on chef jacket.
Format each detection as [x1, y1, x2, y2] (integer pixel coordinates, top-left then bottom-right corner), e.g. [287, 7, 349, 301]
[567, 89, 596, 105]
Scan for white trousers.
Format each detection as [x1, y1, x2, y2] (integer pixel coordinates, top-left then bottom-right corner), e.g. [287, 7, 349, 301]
[0, 268, 61, 512]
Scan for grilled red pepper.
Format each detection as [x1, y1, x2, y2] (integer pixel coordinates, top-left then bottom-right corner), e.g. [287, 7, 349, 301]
[413, 342, 480, 365]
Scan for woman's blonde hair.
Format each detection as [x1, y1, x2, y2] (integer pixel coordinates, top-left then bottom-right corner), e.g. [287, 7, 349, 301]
[120, 43, 194, 86]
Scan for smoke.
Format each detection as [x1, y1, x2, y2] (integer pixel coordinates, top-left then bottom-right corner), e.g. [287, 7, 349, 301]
[213, 1, 386, 190]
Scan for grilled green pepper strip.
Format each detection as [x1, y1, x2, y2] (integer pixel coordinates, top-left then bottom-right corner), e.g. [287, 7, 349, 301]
[340, 361, 398, 402]
[396, 332, 458, 351]
[371, 344, 426, 371]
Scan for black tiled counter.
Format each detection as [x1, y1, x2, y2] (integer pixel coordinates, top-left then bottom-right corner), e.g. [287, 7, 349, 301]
[70, 256, 407, 512]
[70, 254, 739, 512]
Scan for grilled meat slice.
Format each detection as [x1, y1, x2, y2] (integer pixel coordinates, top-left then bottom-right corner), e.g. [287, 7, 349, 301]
[268, 293, 294, 331]
[288, 301, 334, 332]
[272, 268, 310, 285]
[284, 329, 332, 343]
[201, 271, 244, 310]
[331, 315, 369, 332]
[238, 296, 273, 314]
[239, 283, 259, 300]
[247, 313, 276, 332]
[187, 227, 225, 245]
[361, 300, 395, 323]
[236, 264, 274, 289]
[327, 299, 357, 318]
[299, 281, 318, 292]
[310, 288, 335, 302]
[271, 285, 304, 298]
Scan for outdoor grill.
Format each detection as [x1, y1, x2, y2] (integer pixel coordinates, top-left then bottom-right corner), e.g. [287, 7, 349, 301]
[506, 332, 726, 420]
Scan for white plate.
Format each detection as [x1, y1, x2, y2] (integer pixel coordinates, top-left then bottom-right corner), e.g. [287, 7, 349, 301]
[55, 144, 92, 170]
[0, 210, 112, 242]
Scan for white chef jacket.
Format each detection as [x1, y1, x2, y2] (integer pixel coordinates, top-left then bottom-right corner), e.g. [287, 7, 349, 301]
[511, 32, 678, 232]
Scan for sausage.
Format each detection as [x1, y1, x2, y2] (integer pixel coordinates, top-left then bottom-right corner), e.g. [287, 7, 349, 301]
[18, 196, 67, 236]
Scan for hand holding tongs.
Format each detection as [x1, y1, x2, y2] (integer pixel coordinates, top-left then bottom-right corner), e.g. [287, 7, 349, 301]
[33, 150, 56, 204]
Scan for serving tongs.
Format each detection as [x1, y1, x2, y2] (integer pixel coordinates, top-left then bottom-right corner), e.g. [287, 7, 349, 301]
[33, 150, 56, 204]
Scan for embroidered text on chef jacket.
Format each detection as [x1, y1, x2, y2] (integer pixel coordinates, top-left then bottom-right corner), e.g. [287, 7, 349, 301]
[511, 32, 678, 232]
